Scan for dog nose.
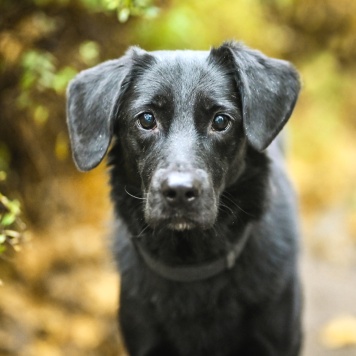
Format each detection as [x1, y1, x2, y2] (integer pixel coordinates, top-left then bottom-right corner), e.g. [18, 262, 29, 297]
[161, 172, 201, 206]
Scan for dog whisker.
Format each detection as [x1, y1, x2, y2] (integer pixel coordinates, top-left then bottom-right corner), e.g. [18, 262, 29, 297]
[219, 202, 237, 218]
[135, 224, 150, 238]
[124, 185, 146, 201]
[221, 192, 252, 216]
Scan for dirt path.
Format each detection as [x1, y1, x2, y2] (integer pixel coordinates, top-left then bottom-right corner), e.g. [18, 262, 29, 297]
[301, 253, 356, 356]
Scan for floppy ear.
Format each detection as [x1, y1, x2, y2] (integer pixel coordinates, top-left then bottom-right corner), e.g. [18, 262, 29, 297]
[210, 42, 300, 151]
[66, 49, 138, 171]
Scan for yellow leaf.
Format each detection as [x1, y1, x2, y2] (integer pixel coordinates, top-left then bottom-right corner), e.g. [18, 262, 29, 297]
[55, 132, 69, 161]
[320, 315, 356, 349]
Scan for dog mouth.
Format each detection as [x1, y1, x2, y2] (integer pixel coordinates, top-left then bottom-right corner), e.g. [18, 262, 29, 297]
[146, 211, 214, 232]
[167, 218, 195, 231]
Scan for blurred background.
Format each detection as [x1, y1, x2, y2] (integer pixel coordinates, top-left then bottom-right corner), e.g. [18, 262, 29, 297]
[0, 0, 355, 355]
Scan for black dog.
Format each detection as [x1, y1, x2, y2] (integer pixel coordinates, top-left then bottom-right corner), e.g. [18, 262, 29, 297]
[66, 41, 302, 356]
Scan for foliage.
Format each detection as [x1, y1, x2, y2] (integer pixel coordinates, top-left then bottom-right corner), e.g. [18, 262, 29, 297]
[101, 0, 160, 22]
[0, 174, 25, 255]
[29, 0, 159, 22]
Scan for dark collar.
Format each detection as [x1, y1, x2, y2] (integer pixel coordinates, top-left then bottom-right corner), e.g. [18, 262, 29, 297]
[133, 224, 252, 283]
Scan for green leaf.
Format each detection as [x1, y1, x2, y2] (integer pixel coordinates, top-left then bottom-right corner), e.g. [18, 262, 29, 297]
[79, 41, 100, 66]
[21, 50, 57, 91]
[34, 105, 49, 126]
[52, 67, 78, 94]
[118, 7, 130, 22]
[7, 199, 20, 216]
[20, 71, 37, 90]
[16, 92, 32, 109]
[104, 0, 119, 10]
[143, 6, 160, 19]
[0, 234, 6, 244]
[1, 213, 16, 226]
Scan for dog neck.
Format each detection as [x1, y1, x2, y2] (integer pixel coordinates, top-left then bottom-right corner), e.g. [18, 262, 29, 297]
[132, 223, 253, 282]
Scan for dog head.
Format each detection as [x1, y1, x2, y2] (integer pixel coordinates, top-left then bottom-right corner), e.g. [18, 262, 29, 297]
[67, 41, 300, 231]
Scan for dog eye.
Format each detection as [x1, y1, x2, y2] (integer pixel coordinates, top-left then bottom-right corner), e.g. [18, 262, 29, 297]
[137, 112, 157, 130]
[211, 114, 230, 132]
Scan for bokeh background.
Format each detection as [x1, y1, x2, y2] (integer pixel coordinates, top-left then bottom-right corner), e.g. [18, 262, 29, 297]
[1, 0, 356, 355]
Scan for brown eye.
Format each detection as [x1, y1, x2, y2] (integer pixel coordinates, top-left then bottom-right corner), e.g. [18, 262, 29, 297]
[137, 112, 157, 130]
[211, 114, 230, 131]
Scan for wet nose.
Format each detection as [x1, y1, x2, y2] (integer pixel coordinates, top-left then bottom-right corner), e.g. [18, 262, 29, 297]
[161, 172, 201, 206]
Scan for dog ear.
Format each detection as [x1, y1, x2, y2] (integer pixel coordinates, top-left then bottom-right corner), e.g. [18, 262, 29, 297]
[66, 47, 147, 171]
[66, 57, 129, 171]
[210, 42, 300, 151]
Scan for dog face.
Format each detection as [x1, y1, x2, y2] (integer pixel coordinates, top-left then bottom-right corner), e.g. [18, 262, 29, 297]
[66, 42, 300, 231]
[116, 50, 246, 230]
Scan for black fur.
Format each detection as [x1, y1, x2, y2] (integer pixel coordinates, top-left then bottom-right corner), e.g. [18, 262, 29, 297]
[67, 41, 302, 356]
